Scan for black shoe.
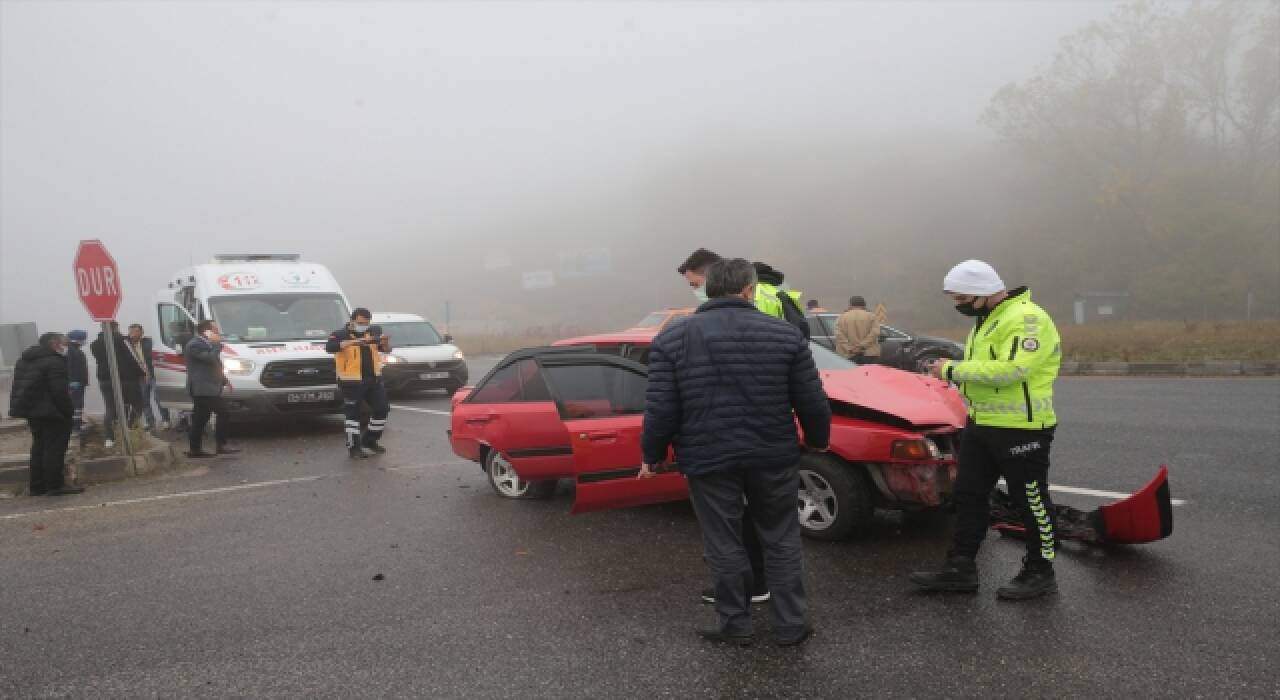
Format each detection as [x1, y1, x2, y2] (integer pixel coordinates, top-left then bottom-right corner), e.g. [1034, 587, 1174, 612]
[697, 628, 755, 647]
[700, 588, 771, 605]
[363, 443, 387, 455]
[349, 446, 369, 460]
[47, 486, 85, 496]
[997, 558, 1058, 600]
[909, 554, 980, 592]
[186, 450, 216, 459]
[216, 445, 241, 455]
[775, 626, 814, 647]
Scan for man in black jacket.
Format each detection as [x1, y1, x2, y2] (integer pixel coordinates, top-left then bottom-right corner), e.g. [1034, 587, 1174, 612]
[7, 333, 84, 496]
[184, 320, 238, 457]
[640, 258, 831, 647]
[65, 329, 90, 445]
[90, 322, 144, 447]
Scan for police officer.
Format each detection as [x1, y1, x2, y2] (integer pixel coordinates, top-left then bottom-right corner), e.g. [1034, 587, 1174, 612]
[326, 308, 392, 459]
[910, 259, 1063, 600]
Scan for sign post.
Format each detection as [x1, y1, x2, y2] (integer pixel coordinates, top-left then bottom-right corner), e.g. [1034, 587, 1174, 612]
[73, 240, 132, 458]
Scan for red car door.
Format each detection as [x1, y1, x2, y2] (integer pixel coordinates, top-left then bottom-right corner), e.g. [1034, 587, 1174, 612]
[538, 356, 688, 514]
[456, 358, 575, 480]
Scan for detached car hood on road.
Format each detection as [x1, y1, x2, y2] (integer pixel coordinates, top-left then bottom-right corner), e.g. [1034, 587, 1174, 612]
[820, 365, 966, 430]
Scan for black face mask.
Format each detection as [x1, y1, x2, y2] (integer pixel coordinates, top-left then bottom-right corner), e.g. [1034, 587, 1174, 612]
[954, 300, 985, 317]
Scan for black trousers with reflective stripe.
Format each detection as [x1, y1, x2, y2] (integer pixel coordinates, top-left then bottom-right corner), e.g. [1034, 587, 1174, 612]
[951, 421, 1058, 563]
[340, 379, 390, 448]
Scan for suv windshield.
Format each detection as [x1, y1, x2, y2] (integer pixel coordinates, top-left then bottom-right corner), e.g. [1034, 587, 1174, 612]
[379, 322, 443, 347]
[209, 294, 349, 342]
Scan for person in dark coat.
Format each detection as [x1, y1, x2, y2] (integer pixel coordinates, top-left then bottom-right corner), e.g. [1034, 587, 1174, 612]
[640, 258, 831, 647]
[183, 320, 238, 457]
[65, 329, 90, 443]
[7, 333, 84, 496]
[89, 322, 145, 446]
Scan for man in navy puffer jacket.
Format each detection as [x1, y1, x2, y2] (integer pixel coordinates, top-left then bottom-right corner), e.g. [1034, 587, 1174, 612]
[639, 258, 831, 647]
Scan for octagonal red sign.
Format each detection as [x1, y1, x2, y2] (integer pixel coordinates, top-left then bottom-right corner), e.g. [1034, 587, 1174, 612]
[73, 239, 122, 322]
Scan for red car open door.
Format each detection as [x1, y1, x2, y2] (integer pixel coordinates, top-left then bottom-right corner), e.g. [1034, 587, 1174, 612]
[537, 355, 688, 514]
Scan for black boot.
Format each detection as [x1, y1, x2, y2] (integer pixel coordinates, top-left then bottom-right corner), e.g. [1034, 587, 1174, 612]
[909, 554, 979, 592]
[349, 445, 369, 460]
[997, 557, 1057, 600]
[363, 441, 387, 455]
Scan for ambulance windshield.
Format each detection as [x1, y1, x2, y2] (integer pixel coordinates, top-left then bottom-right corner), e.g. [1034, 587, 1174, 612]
[209, 293, 349, 343]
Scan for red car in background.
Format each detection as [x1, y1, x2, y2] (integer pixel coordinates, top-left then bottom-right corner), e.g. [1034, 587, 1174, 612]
[449, 331, 968, 540]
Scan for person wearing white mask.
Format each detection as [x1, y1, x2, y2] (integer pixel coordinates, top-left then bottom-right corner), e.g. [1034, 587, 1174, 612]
[326, 308, 392, 459]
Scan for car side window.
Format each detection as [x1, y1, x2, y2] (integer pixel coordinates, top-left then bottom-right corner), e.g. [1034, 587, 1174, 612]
[469, 359, 550, 403]
[544, 363, 647, 419]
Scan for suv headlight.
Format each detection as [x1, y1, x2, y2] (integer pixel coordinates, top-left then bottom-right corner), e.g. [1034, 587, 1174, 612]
[222, 357, 255, 375]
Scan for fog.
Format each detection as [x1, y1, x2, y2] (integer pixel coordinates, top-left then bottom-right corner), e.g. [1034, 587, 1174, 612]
[3, 1, 1275, 343]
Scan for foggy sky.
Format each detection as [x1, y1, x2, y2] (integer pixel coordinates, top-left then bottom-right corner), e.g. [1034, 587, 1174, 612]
[0, 0, 1115, 338]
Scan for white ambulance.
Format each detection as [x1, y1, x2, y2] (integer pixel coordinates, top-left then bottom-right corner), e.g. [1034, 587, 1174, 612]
[152, 254, 351, 416]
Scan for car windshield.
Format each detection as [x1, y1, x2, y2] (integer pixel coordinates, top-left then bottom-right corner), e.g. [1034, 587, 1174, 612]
[810, 341, 856, 369]
[632, 312, 669, 329]
[379, 322, 443, 347]
[209, 294, 349, 342]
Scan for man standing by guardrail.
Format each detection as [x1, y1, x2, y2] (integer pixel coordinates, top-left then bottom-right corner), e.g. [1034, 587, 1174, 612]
[8, 333, 84, 496]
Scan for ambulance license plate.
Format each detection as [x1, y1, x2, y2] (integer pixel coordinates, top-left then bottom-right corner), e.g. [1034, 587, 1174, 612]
[287, 390, 336, 403]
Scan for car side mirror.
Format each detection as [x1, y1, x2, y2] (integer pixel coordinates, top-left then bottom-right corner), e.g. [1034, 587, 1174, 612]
[443, 334, 453, 343]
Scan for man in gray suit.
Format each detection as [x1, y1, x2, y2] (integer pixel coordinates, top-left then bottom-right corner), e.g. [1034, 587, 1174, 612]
[184, 320, 239, 458]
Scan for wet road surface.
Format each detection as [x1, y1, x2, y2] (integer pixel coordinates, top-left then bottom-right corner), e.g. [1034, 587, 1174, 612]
[2, 371, 1277, 697]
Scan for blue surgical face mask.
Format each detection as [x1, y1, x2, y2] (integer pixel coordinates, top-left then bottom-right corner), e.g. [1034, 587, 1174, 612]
[692, 286, 709, 304]
[354, 324, 370, 334]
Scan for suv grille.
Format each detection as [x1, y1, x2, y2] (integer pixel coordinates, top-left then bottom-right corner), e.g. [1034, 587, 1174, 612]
[260, 359, 337, 388]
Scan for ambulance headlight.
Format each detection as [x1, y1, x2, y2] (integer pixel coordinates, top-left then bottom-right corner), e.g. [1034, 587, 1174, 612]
[222, 357, 255, 375]
[383, 354, 405, 364]
[453, 350, 465, 361]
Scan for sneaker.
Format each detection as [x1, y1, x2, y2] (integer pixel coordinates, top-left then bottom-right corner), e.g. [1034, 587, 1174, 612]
[160, 420, 172, 431]
[700, 588, 771, 605]
[349, 446, 369, 460]
[909, 554, 980, 592]
[363, 443, 387, 455]
[997, 558, 1058, 601]
[696, 628, 755, 647]
[47, 486, 86, 496]
[104, 439, 115, 449]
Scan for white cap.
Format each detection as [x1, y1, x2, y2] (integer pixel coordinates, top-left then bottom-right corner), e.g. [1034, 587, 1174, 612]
[943, 260, 1005, 295]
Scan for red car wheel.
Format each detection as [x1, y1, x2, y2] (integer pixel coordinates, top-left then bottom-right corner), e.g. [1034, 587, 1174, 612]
[484, 450, 557, 500]
[796, 453, 875, 541]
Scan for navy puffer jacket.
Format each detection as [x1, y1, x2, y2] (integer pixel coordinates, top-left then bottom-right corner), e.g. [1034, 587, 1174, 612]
[641, 298, 831, 476]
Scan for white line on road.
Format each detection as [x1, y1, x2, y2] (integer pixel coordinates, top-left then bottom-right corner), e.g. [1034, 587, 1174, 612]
[0, 475, 326, 521]
[391, 404, 452, 416]
[1000, 479, 1187, 506]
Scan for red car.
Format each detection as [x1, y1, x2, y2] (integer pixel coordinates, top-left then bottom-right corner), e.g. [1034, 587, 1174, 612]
[449, 333, 969, 540]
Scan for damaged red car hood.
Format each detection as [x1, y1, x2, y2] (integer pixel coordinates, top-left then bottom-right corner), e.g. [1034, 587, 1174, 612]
[819, 365, 967, 430]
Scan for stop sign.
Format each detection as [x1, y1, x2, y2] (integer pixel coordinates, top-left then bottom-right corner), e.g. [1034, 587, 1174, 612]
[73, 239, 123, 322]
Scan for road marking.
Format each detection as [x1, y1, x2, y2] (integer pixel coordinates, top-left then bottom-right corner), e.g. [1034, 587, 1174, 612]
[391, 404, 451, 416]
[0, 475, 326, 521]
[1000, 479, 1188, 506]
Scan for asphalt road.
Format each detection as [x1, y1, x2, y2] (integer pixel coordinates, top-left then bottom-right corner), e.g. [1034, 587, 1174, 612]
[2, 370, 1277, 698]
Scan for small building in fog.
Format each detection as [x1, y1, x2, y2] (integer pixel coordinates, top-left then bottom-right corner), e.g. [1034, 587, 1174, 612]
[1073, 291, 1129, 325]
